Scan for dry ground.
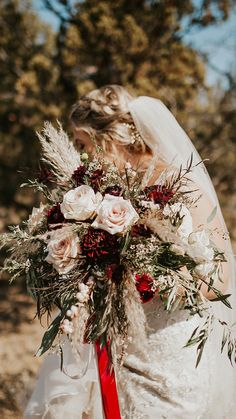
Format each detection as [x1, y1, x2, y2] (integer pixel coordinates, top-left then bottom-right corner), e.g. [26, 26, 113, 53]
[0, 279, 43, 418]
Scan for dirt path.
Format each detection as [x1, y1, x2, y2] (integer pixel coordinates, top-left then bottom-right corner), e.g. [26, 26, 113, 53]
[0, 280, 43, 418]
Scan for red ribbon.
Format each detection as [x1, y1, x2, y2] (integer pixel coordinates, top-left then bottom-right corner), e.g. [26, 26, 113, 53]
[95, 341, 121, 419]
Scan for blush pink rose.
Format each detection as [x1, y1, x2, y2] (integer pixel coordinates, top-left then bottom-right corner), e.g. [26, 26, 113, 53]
[45, 229, 80, 274]
[91, 194, 139, 235]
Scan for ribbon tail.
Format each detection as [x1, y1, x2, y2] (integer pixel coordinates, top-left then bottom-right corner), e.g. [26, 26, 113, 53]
[95, 340, 121, 419]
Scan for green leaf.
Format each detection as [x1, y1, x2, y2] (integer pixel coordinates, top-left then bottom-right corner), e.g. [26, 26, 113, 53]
[207, 206, 217, 224]
[210, 293, 232, 309]
[35, 312, 63, 357]
[195, 338, 207, 368]
[121, 232, 131, 255]
[221, 329, 228, 353]
[227, 341, 234, 366]
[184, 326, 199, 348]
[184, 336, 202, 347]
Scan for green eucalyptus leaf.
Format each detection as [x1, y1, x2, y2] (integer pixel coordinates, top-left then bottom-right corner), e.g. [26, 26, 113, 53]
[195, 338, 207, 368]
[35, 312, 63, 357]
[221, 329, 228, 353]
[211, 293, 232, 309]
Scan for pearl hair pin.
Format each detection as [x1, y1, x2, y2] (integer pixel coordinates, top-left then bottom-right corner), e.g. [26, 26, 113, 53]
[123, 122, 143, 145]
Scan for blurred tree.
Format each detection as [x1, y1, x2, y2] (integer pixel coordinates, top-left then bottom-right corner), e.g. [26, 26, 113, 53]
[0, 0, 62, 227]
[41, 0, 236, 242]
[0, 0, 235, 239]
[191, 81, 236, 240]
[42, 0, 234, 109]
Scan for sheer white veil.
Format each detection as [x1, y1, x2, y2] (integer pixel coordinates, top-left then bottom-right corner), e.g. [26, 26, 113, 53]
[128, 95, 236, 416]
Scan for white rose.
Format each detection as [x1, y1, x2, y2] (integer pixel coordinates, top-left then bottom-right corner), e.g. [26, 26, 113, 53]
[163, 203, 193, 239]
[45, 229, 80, 274]
[187, 230, 214, 263]
[194, 262, 215, 278]
[28, 203, 46, 232]
[91, 194, 139, 235]
[61, 185, 102, 221]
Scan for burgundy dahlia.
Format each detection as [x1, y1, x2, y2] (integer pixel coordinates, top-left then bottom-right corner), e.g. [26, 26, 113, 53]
[145, 185, 174, 207]
[37, 167, 54, 184]
[89, 169, 103, 191]
[81, 228, 119, 262]
[72, 165, 87, 186]
[47, 204, 65, 228]
[135, 273, 155, 303]
[104, 185, 122, 197]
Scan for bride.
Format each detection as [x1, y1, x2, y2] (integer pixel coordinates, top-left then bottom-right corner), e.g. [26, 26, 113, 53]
[24, 85, 236, 418]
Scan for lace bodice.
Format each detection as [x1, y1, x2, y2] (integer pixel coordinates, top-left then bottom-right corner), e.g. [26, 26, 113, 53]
[116, 296, 210, 419]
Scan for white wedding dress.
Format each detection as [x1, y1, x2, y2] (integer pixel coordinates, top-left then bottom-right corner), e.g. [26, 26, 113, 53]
[24, 294, 235, 419]
[24, 96, 236, 418]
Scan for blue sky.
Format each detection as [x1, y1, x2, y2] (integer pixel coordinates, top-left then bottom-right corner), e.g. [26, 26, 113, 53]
[33, 1, 236, 89]
[184, 9, 236, 88]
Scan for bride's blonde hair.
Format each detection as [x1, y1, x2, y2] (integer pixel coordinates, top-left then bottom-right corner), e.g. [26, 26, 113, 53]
[69, 85, 152, 166]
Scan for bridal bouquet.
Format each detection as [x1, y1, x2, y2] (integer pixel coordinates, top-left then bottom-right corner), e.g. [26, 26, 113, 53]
[0, 122, 234, 368]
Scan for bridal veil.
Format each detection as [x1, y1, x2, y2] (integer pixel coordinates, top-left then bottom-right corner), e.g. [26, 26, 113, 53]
[128, 96, 236, 417]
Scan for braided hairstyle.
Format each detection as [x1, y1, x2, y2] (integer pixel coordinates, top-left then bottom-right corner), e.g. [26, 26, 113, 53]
[70, 85, 150, 158]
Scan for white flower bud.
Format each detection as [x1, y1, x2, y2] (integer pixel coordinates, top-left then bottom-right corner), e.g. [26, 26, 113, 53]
[70, 305, 79, 316]
[81, 152, 89, 160]
[79, 283, 89, 293]
[61, 319, 74, 334]
[76, 292, 89, 303]
[66, 309, 73, 318]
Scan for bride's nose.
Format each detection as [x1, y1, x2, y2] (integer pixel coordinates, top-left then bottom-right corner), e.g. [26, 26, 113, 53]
[73, 128, 94, 153]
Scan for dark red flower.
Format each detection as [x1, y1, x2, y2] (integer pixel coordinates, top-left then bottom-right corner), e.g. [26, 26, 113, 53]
[135, 273, 155, 303]
[47, 204, 65, 228]
[89, 169, 103, 191]
[37, 167, 54, 184]
[81, 228, 119, 262]
[145, 185, 174, 207]
[104, 185, 122, 197]
[72, 165, 87, 186]
[131, 224, 152, 238]
[72, 166, 103, 191]
[105, 263, 124, 282]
